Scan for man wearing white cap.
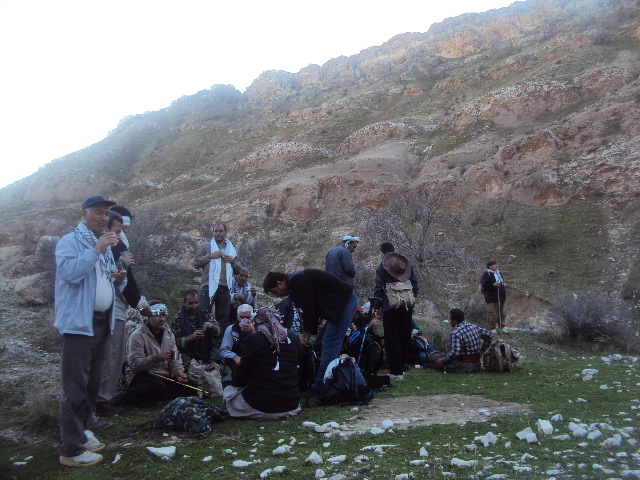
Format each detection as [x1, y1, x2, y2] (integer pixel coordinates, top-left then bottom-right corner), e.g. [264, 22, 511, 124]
[324, 235, 359, 286]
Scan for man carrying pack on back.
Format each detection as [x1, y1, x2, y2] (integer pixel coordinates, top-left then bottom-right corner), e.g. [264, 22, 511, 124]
[372, 242, 419, 382]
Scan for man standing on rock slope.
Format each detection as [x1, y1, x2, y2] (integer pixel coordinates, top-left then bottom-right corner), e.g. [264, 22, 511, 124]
[193, 222, 241, 351]
[54, 195, 126, 467]
[325, 235, 359, 286]
[480, 260, 507, 332]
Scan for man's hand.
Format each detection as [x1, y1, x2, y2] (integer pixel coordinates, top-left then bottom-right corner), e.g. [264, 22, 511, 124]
[210, 249, 223, 259]
[121, 252, 135, 267]
[95, 232, 118, 252]
[300, 331, 311, 347]
[188, 330, 205, 342]
[220, 253, 235, 263]
[435, 359, 446, 368]
[157, 350, 172, 361]
[239, 322, 254, 334]
[175, 372, 187, 383]
[249, 286, 257, 296]
[369, 318, 380, 328]
[234, 293, 245, 302]
[113, 265, 127, 284]
[233, 355, 241, 366]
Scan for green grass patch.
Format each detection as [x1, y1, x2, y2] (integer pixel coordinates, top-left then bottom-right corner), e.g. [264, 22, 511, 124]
[2, 332, 638, 479]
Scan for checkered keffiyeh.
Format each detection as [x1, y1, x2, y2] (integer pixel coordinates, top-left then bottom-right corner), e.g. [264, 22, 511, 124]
[443, 321, 492, 363]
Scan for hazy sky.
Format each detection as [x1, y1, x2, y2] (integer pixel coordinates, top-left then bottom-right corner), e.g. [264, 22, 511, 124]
[0, 0, 516, 189]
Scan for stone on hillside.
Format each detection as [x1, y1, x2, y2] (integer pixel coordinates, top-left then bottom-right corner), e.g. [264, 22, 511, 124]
[516, 427, 533, 440]
[601, 434, 622, 447]
[550, 414, 563, 422]
[315, 469, 325, 479]
[582, 369, 599, 376]
[327, 455, 346, 463]
[536, 420, 554, 436]
[15, 272, 54, 305]
[147, 446, 176, 459]
[451, 458, 478, 468]
[306, 452, 322, 464]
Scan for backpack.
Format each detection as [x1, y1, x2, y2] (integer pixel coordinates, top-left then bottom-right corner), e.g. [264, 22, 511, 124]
[297, 345, 319, 393]
[128, 396, 228, 439]
[385, 280, 415, 309]
[482, 340, 521, 373]
[319, 357, 374, 406]
[409, 335, 435, 365]
[341, 330, 383, 377]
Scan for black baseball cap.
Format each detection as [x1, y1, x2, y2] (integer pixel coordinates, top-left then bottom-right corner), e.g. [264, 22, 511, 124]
[82, 195, 116, 210]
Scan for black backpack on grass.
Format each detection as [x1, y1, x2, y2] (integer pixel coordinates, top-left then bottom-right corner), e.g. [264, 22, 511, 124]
[318, 357, 374, 406]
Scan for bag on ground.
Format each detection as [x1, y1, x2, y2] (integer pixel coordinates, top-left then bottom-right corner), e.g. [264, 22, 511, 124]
[129, 396, 228, 439]
[409, 335, 435, 365]
[297, 345, 319, 392]
[482, 340, 521, 372]
[341, 330, 383, 377]
[319, 356, 374, 406]
[385, 280, 415, 309]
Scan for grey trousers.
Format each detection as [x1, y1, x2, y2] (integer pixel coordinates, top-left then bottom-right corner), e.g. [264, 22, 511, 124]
[58, 315, 110, 457]
[427, 352, 481, 373]
[96, 318, 126, 403]
[486, 302, 506, 330]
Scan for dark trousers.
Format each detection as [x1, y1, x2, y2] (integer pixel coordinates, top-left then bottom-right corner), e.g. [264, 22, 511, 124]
[382, 307, 413, 375]
[58, 314, 110, 457]
[122, 372, 196, 404]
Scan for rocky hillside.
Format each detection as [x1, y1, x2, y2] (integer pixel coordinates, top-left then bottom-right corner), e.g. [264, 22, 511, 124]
[1, 0, 639, 320]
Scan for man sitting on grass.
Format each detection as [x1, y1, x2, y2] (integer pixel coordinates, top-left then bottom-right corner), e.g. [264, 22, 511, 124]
[112, 301, 196, 406]
[427, 308, 492, 373]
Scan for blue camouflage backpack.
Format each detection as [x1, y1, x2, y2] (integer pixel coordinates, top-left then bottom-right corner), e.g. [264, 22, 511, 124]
[129, 396, 228, 439]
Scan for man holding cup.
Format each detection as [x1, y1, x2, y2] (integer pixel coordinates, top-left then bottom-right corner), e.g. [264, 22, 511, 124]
[110, 301, 195, 406]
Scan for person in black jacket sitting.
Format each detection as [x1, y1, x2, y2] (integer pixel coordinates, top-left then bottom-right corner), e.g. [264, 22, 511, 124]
[222, 307, 301, 419]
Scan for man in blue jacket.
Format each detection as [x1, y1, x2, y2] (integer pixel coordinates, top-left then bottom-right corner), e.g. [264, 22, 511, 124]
[324, 235, 359, 285]
[54, 196, 126, 467]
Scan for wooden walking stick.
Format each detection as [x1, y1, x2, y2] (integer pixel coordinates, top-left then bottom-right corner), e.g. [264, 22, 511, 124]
[496, 285, 503, 334]
[148, 371, 212, 396]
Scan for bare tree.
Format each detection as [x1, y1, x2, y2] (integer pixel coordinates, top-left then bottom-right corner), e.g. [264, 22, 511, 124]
[125, 209, 193, 299]
[364, 186, 467, 280]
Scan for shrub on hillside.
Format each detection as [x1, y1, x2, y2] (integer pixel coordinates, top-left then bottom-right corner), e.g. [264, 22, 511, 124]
[551, 293, 639, 352]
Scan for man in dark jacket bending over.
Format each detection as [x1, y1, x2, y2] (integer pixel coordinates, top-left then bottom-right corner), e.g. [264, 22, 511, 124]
[264, 269, 358, 396]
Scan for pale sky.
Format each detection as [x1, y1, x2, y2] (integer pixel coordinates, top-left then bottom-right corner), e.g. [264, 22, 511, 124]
[0, 0, 516, 189]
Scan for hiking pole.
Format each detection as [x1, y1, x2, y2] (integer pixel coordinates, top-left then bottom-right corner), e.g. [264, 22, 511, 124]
[357, 300, 375, 365]
[357, 324, 369, 365]
[148, 371, 212, 396]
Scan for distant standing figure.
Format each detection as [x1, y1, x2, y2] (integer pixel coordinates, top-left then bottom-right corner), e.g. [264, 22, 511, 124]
[428, 308, 492, 373]
[193, 222, 241, 330]
[325, 235, 359, 285]
[480, 260, 507, 332]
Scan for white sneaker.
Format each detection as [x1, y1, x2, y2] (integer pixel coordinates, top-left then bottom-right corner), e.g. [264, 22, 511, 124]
[82, 430, 105, 452]
[59, 450, 103, 467]
[389, 374, 404, 381]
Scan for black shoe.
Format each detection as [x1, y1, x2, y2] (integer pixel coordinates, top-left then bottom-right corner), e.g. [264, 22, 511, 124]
[301, 387, 325, 398]
[89, 419, 113, 431]
[110, 391, 126, 406]
[402, 364, 412, 372]
[95, 401, 123, 417]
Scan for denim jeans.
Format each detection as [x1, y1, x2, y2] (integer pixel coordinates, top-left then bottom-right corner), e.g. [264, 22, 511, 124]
[312, 291, 358, 389]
